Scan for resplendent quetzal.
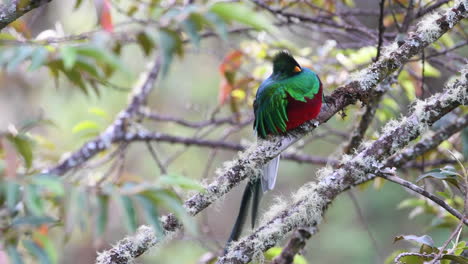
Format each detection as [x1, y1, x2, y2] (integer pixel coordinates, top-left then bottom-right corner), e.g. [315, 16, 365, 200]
[226, 51, 323, 246]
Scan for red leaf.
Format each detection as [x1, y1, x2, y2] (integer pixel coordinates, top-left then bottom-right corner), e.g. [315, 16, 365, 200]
[95, 0, 114, 32]
[219, 80, 233, 105]
[218, 50, 243, 105]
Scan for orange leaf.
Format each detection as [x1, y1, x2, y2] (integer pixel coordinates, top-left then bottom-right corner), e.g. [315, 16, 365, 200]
[219, 80, 233, 105]
[218, 50, 243, 105]
[101, 0, 113, 32]
[95, 0, 114, 32]
[10, 20, 31, 38]
[219, 50, 243, 74]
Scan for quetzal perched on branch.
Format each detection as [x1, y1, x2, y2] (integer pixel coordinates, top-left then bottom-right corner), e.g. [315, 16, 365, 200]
[226, 51, 323, 246]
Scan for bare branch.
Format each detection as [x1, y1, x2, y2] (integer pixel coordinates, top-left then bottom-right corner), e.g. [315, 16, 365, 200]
[112, 130, 334, 166]
[376, 0, 387, 60]
[271, 228, 316, 264]
[139, 110, 252, 129]
[379, 173, 467, 225]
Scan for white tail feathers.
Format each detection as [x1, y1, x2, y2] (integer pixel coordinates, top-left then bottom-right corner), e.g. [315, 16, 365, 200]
[261, 155, 280, 192]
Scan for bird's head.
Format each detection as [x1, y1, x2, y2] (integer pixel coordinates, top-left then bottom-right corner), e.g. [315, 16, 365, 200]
[272, 51, 302, 78]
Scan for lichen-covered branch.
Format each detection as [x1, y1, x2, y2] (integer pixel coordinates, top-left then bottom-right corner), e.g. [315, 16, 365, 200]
[96, 215, 181, 264]
[342, 80, 390, 153]
[43, 57, 161, 176]
[0, 0, 52, 30]
[184, 0, 466, 217]
[386, 114, 468, 168]
[274, 108, 467, 264]
[95, 2, 466, 262]
[217, 69, 467, 264]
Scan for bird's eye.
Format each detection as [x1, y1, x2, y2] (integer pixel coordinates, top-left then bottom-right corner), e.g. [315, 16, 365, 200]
[293, 66, 302, 73]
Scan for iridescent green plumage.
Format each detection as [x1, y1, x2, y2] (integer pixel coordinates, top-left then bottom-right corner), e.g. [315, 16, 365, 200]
[226, 52, 323, 249]
[253, 52, 321, 138]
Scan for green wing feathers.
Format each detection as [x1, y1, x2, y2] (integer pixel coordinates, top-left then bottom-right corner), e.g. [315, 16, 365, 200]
[254, 86, 289, 137]
[253, 69, 320, 138]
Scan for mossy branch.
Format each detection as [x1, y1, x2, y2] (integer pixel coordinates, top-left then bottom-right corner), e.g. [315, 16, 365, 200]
[218, 67, 467, 264]
[0, 0, 52, 30]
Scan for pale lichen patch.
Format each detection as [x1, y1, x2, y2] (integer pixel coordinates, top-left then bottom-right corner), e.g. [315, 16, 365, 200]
[260, 196, 288, 226]
[351, 68, 380, 91]
[417, 12, 443, 42]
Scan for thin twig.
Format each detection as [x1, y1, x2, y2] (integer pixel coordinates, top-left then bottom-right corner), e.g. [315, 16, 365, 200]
[428, 220, 464, 264]
[379, 173, 468, 225]
[375, 0, 386, 61]
[145, 142, 168, 174]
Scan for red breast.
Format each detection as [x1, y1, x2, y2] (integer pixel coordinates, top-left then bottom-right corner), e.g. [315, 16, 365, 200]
[285, 83, 323, 131]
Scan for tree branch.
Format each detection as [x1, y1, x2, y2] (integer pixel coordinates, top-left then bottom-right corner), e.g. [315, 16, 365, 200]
[271, 228, 316, 264]
[379, 173, 467, 225]
[43, 56, 161, 176]
[386, 114, 468, 168]
[272, 109, 467, 264]
[218, 67, 466, 263]
[0, 0, 51, 30]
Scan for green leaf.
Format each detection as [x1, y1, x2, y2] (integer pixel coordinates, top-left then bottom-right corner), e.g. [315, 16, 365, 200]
[0, 160, 4, 176]
[7, 46, 35, 72]
[6, 244, 24, 264]
[6, 181, 21, 210]
[141, 189, 196, 234]
[394, 234, 435, 247]
[0, 33, 16, 40]
[135, 194, 164, 237]
[441, 255, 468, 264]
[397, 198, 425, 209]
[264, 247, 307, 264]
[74, 58, 104, 79]
[209, 2, 274, 32]
[88, 107, 109, 120]
[25, 184, 45, 216]
[33, 233, 58, 264]
[136, 31, 155, 56]
[416, 166, 461, 189]
[11, 216, 56, 227]
[95, 195, 109, 237]
[60, 46, 78, 70]
[204, 13, 228, 41]
[158, 28, 183, 75]
[423, 63, 441, 78]
[74, 0, 84, 9]
[159, 174, 204, 191]
[72, 120, 100, 134]
[62, 68, 88, 94]
[7, 133, 34, 169]
[454, 241, 467, 255]
[32, 174, 64, 197]
[28, 47, 48, 71]
[19, 117, 56, 133]
[23, 240, 51, 264]
[181, 16, 201, 48]
[75, 46, 129, 76]
[118, 196, 138, 233]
